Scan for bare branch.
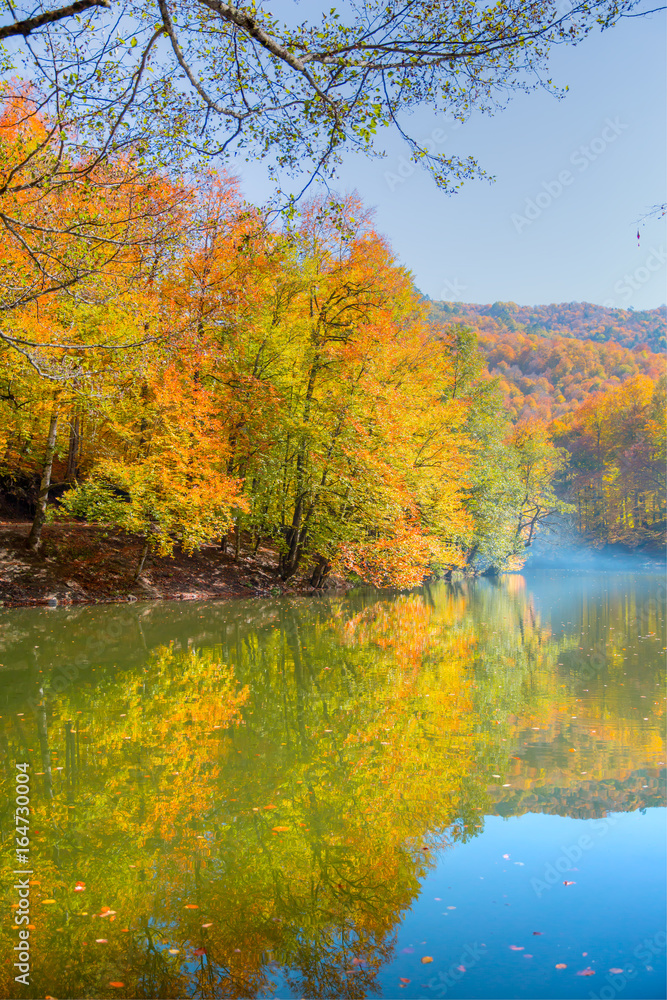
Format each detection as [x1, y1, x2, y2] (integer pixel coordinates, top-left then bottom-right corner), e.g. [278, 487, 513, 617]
[0, 0, 110, 41]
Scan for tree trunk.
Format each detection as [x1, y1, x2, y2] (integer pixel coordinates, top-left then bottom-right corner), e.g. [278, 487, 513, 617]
[310, 556, 331, 588]
[25, 406, 59, 552]
[133, 536, 150, 581]
[65, 411, 80, 482]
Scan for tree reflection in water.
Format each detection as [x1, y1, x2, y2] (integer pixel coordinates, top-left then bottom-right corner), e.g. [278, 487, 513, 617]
[0, 576, 664, 998]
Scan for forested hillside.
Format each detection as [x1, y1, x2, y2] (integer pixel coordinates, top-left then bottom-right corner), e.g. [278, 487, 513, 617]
[432, 301, 666, 351]
[429, 301, 666, 555]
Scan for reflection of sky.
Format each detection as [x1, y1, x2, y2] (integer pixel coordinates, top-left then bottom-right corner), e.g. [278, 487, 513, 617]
[378, 810, 666, 1000]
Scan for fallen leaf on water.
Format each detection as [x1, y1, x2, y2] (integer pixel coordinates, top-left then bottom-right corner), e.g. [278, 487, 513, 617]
[400, 978, 411, 984]
[555, 964, 567, 969]
[95, 939, 108, 944]
[502, 854, 510, 859]
[184, 904, 199, 909]
[563, 881, 576, 886]
[42, 899, 56, 904]
[202, 922, 213, 928]
[532, 932, 542, 936]
[523, 954, 533, 959]
[351, 958, 365, 966]
[401, 947, 414, 954]
[447, 906, 456, 910]
[271, 826, 290, 832]
[168, 949, 179, 955]
[109, 983, 125, 989]
[609, 968, 624, 974]
[421, 956, 433, 964]
[193, 948, 206, 957]
[576, 968, 595, 976]
[456, 965, 466, 972]
[509, 946, 524, 951]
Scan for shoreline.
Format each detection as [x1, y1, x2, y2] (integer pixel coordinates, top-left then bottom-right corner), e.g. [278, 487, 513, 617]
[0, 520, 339, 609]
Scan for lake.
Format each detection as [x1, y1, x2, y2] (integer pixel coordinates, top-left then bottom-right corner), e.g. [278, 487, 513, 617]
[0, 572, 665, 999]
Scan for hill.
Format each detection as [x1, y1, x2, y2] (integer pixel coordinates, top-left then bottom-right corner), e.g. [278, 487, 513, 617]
[429, 300, 666, 423]
[430, 300, 666, 352]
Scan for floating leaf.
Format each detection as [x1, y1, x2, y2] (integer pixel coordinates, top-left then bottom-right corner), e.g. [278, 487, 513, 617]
[555, 963, 567, 969]
[609, 968, 624, 974]
[109, 983, 125, 989]
[168, 949, 179, 955]
[399, 979, 411, 984]
[271, 826, 290, 832]
[194, 948, 206, 957]
[95, 939, 108, 944]
[421, 956, 433, 964]
[576, 968, 595, 976]
[42, 899, 56, 904]
[509, 946, 524, 951]
[202, 922, 213, 928]
[184, 904, 199, 909]
[456, 965, 466, 972]
[563, 881, 576, 886]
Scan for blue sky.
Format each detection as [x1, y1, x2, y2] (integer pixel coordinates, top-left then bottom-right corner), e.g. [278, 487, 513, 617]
[239, 9, 666, 310]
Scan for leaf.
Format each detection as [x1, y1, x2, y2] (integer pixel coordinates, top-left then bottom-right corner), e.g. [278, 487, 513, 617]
[194, 948, 206, 957]
[609, 968, 624, 974]
[509, 946, 524, 951]
[562, 880, 576, 886]
[421, 956, 433, 964]
[42, 899, 56, 904]
[184, 904, 199, 908]
[555, 963, 567, 969]
[95, 939, 108, 944]
[109, 983, 125, 988]
[271, 826, 290, 832]
[400, 979, 411, 984]
[576, 968, 595, 976]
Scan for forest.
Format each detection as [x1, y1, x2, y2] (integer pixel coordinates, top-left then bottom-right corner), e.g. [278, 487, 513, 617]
[0, 97, 664, 599]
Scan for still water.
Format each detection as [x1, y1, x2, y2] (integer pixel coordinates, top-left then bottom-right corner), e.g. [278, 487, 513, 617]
[0, 572, 664, 1000]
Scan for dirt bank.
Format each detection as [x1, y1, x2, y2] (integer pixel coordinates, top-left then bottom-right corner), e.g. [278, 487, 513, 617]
[0, 521, 332, 607]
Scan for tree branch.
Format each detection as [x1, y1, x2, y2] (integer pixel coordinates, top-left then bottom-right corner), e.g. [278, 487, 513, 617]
[0, 0, 111, 41]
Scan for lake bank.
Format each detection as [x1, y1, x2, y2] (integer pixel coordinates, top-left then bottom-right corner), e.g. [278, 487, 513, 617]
[1, 519, 663, 608]
[0, 521, 348, 607]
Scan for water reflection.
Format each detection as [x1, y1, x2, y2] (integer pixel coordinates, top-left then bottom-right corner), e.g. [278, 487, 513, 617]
[0, 575, 664, 998]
